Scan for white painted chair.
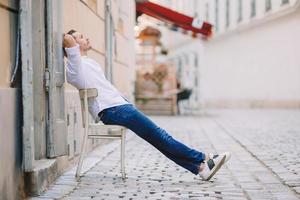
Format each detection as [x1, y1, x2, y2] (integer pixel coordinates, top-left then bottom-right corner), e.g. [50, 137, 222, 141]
[76, 88, 126, 180]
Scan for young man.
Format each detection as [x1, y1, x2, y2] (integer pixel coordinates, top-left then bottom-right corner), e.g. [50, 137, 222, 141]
[63, 30, 231, 181]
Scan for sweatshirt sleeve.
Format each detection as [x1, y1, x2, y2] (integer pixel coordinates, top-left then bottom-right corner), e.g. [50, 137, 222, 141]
[65, 44, 85, 88]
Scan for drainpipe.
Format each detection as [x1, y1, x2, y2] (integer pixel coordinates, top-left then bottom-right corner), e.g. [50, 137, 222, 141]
[10, 3, 20, 87]
[105, 0, 113, 83]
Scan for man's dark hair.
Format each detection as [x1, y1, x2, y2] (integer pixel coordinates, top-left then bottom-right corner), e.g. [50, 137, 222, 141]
[63, 29, 77, 57]
[67, 29, 77, 36]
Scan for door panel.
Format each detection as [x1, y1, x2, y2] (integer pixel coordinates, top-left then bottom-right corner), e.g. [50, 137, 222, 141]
[46, 0, 67, 158]
[32, 0, 47, 160]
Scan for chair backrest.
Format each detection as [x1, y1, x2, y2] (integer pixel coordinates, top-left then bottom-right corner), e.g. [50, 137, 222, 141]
[79, 88, 98, 128]
[79, 88, 98, 99]
[177, 88, 192, 101]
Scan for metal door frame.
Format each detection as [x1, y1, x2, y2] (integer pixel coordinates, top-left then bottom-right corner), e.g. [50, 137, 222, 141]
[20, 0, 35, 171]
[105, 0, 114, 83]
[45, 0, 67, 158]
[20, 0, 67, 171]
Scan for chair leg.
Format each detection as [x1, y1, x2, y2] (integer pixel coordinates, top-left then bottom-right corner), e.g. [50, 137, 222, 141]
[76, 126, 89, 180]
[121, 129, 126, 179]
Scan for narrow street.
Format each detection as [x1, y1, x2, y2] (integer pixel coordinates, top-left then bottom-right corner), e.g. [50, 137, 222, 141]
[29, 109, 300, 200]
[2, 1, 300, 199]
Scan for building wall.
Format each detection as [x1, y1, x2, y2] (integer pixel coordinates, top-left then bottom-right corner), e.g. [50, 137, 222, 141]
[198, 0, 300, 108]
[201, 9, 300, 108]
[0, 0, 17, 87]
[63, 0, 136, 160]
[197, 0, 299, 35]
[0, 0, 136, 198]
[0, 89, 23, 200]
[112, 0, 136, 99]
[163, 0, 300, 109]
[63, 0, 135, 96]
[0, 1, 24, 199]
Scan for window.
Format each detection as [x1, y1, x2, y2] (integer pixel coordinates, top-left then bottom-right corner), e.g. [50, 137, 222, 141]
[205, 3, 210, 21]
[184, 54, 189, 65]
[226, 0, 230, 27]
[194, 54, 198, 68]
[282, 0, 289, 5]
[193, 0, 198, 16]
[265, 0, 272, 12]
[237, 0, 243, 22]
[215, 0, 219, 32]
[250, 0, 256, 18]
[178, 59, 182, 79]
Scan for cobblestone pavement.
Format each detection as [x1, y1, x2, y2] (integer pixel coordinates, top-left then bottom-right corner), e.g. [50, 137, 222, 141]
[29, 109, 300, 200]
[209, 109, 300, 196]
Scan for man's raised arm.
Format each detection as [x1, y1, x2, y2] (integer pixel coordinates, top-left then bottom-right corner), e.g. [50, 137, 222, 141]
[63, 34, 84, 87]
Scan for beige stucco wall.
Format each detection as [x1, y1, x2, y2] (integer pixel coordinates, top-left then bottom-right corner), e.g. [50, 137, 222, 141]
[63, 0, 136, 99]
[0, 1, 24, 200]
[0, 0, 136, 197]
[0, 1, 17, 87]
[0, 88, 23, 200]
[62, 0, 136, 160]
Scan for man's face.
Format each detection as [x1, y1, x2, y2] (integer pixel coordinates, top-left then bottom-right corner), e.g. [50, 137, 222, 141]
[71, 31, 92, 52]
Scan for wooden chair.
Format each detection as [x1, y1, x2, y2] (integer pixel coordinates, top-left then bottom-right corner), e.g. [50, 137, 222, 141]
[76, 88, 126, 180]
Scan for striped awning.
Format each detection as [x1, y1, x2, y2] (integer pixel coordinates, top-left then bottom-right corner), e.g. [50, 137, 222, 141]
[136, 1, 213, 37]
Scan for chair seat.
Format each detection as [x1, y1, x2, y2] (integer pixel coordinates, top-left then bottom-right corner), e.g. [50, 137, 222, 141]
[89, 123, 126, 131]
[88, 124, 126, 136]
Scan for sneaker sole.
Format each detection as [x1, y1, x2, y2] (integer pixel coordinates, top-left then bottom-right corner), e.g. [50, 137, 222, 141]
[206, 155, 226, 181]
[223, 152, 231, 163]
[209, 152, 231, 163]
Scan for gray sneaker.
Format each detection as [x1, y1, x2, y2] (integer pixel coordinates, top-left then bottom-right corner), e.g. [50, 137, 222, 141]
[199, 154, 226, 181]
[208, 152, 231, 163]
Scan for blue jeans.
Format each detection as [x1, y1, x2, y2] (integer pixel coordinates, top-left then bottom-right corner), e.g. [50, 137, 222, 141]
[100, 104, 205, 175]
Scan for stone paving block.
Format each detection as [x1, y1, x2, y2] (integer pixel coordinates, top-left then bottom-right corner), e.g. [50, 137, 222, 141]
[272, 193, 300, 200]
[294, 187, 300, 194]
[37, 184, 75, 198]
[222, 197, 248, 200]
[62, 197, 91, 200]
[54, 175, 78, 186]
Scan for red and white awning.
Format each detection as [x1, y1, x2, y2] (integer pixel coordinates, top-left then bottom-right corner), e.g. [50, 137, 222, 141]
[136, 1, 213, 37]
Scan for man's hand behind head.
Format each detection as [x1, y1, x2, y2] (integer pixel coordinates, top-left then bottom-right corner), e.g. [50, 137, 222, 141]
[63, 34, 76, 48]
